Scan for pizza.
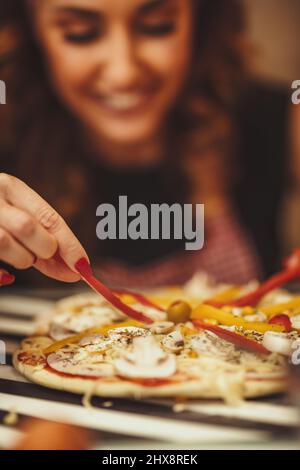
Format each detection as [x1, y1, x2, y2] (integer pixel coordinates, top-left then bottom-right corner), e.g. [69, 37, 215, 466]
[13, 274, 300, 403]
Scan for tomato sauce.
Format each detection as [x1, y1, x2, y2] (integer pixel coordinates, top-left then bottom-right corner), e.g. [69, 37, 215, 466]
[18, 352, 46, 367]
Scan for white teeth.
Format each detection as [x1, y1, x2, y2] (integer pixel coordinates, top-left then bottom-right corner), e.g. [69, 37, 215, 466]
[103, 94, 144, 110]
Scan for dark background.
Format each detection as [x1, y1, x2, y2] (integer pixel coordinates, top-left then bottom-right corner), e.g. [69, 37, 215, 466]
[244, 0, 300, 253]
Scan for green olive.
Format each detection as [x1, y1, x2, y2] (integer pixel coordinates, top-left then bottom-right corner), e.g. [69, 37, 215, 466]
[167, 301, 192, 324]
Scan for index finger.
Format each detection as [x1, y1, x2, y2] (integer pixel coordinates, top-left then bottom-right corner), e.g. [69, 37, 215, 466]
[0, 174, 89, 271]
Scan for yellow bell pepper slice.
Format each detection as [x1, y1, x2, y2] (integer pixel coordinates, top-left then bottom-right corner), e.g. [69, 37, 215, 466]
[180, 325, 198, 336]
[114, 294, 136, 305]
[290, 306, 300, 316]
[43, 320, 144, 355]
[260, 297, 300, 317]
[191, 304, 284, 333]
[207, 286, 242, 304]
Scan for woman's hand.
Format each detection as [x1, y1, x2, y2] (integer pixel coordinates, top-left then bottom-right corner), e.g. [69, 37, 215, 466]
[0, 173, 89, 282]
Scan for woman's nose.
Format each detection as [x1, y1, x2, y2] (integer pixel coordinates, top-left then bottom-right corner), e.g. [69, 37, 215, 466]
[102, 27, 140, 90]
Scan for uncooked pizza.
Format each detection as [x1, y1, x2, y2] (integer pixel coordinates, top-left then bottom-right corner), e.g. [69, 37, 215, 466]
[14, 273, 300, 403]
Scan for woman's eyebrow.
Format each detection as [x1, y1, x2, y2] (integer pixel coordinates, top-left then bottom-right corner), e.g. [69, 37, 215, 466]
[138, 0, 171, 16]
[52, 6, 100, 20]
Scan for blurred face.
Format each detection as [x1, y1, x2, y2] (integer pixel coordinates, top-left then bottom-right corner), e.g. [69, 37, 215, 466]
[32, 0, 193, 148]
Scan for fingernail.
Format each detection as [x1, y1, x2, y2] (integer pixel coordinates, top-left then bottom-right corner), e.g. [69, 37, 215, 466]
[75, 258, 93, 277]
[1, 273, 15, 286]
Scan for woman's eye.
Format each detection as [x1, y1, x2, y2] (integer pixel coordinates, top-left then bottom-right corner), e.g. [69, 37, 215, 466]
[137, 22, 175, 36]
[64, 29, 100, 44]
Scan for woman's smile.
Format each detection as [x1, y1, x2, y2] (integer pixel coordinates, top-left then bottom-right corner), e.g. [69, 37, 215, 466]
[99, 92, 151, 112]
[88, 87, 159, 117]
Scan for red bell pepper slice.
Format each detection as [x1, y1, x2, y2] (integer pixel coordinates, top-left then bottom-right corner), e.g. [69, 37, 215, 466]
[75, 258, 154, 325]
[192, 320, 269, 354]
[207, 248, 300, 308]
[268, 314, 292, 332]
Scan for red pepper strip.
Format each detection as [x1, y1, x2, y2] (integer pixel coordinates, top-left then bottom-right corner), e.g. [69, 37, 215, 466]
[192, 320, 269, 354]
[208, 268, 299, 308]
[113, 289, 165, 312]
[206, 249, 300, 308]
[268, 314, 292, 332]
[283, 248, 300, 271]
[75, 258, 153, 325]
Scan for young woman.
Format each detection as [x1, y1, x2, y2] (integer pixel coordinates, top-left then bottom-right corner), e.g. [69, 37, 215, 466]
[0, 0, 291, 288]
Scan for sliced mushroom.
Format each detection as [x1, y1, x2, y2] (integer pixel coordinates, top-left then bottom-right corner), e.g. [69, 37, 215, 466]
[47, 351, 114, 377]
[49, 324, 76, 341]
[162, 330, 184, 353]
[49, 305, 125, 340]
[78, 334, 113, 353]
[291, 314, 300, 330]
[108, 327, 150, 346]
[262, 331, 292, 356]
[149, 321, 174, 335]
[79, 334, 105, 346]
[113, 336, 176, 379]
[189, 330, 237, 360]
[79, 328, 150, 352]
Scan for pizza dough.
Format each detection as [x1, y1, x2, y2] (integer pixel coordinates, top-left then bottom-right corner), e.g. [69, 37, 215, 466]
[14, 286, 293, 402]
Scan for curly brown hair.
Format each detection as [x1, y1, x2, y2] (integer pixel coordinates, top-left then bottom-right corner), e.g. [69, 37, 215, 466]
[0, 0, 248, 245]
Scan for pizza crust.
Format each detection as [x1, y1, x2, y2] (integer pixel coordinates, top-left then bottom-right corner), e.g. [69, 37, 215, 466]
[13, 346, 286, 400]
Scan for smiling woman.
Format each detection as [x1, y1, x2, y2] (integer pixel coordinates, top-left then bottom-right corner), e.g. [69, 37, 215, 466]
[29, 0, 193, 151]
[0, 0, 283, 288]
